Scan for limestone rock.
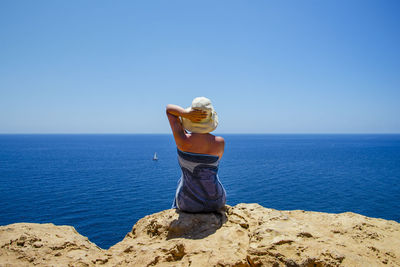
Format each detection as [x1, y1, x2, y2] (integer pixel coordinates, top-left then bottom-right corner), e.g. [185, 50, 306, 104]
[1, 203, 400, 266]
[0, 223, 106, 266]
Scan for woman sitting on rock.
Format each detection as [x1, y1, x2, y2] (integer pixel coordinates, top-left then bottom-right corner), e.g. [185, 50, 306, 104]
[166, 97, 226, 213]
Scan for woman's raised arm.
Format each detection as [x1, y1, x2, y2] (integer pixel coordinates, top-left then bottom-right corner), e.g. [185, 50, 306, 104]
[166, 104, 207, 122]
[166, 104, 208, 149]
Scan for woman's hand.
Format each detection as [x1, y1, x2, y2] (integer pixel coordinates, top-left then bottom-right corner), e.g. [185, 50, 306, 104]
[182, 109, 208, 122]
[166, 104, 208, 122]
[166, 104, 209, 123]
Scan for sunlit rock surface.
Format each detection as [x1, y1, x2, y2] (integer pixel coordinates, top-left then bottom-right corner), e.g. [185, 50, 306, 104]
[1, 203, 400, 266]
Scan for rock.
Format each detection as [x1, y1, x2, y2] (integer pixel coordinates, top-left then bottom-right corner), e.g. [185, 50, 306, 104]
[1, 203, 400, 266]
[0, 223, 105, 266]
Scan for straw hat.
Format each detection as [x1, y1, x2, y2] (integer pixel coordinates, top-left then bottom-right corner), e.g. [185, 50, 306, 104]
[181, 97, 219, 133]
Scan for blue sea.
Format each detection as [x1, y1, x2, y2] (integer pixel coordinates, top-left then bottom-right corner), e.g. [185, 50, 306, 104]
[1, 134, 399, 249]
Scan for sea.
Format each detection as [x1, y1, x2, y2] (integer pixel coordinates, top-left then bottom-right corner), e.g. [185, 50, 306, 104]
[1, 134, 399, 249]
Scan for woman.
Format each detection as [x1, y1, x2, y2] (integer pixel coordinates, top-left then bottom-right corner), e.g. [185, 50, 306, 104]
[166, 97, 226, 213]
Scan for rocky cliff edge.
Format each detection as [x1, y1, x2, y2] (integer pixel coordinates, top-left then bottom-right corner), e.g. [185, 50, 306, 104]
[1, 203, 399, 266]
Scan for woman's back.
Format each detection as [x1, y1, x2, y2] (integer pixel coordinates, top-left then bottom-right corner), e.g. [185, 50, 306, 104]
[174, 148, 225, 212]
[166, 97, 226, 212]
[177, 132, 225, 159]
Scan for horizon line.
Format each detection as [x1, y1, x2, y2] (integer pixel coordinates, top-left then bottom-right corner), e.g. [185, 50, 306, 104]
[1, 132, 400, 135]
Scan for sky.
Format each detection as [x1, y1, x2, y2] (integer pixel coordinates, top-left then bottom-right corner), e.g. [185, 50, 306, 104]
[0, 0, 399, 134]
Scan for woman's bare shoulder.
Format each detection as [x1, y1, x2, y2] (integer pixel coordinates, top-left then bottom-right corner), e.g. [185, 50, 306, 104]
[214, 135, 225, 147]
[211, 135, 224, 153]
[213, 136, 225, 158]
[214, 135, 225, 142]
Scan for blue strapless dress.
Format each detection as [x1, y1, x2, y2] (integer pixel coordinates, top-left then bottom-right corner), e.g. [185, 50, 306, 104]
[172, 148, 226, 212]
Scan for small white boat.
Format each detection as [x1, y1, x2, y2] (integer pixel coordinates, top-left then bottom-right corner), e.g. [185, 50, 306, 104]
[153, 152, 158, 161]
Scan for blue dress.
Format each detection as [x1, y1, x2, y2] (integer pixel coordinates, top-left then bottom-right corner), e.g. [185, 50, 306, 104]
[172, 148, 226, 212]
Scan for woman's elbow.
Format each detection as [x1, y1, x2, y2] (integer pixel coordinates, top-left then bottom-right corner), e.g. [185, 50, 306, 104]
[166, 104, 172, 114]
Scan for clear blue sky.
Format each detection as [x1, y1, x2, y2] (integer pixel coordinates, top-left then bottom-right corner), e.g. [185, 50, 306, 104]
[1, 0, 399, 133]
